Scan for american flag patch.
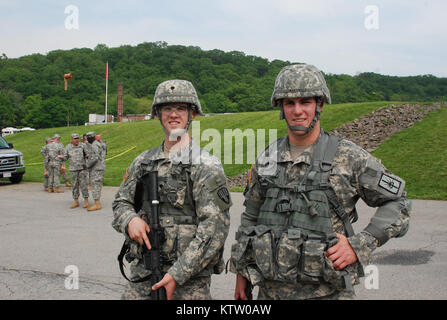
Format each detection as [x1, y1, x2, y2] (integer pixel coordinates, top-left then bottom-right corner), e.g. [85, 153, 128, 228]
[378, 173, 401, 195]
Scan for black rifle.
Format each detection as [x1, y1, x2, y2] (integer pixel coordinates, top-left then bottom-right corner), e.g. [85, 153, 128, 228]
[245, 280, 253, 300]
[141, 171, 167, 300]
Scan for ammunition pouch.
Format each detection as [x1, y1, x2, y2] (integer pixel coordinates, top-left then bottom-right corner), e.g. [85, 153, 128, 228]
[231, 225, 352, 290]
[124, 215, 197, 261]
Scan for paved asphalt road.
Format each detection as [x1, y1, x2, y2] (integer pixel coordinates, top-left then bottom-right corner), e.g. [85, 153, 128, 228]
[0, 181, 446, 300]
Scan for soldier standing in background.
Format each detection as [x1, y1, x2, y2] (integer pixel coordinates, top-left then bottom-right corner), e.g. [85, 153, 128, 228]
[230, 64, 411, 300]
[64, 133, 89, 209]
[45, 134, 65, 193]
[41, 137, 51, 191]
[96, 133, 107, 157]
[112, 79, 231, 300]
[86, 131, 105, 211]
[80, 134, 90, 207]
[83, 133, 91, 191]
[57, 137, 71, 188]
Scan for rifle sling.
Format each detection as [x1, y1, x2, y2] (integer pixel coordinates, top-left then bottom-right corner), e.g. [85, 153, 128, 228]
[117, 241, 152, 283]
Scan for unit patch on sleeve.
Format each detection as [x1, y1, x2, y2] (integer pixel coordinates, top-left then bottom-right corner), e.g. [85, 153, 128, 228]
[217, 187, 230, 204]
[378, 173, 401, 195]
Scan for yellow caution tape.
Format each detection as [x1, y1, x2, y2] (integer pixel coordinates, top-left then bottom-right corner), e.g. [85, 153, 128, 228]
[105, 146, 136, 161]
[26, 146, 136, 166]
[27, 162, 44, 166]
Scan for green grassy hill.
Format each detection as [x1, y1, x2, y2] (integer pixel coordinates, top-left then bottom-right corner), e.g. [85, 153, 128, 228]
[372, 104, 447, 200]
[4, 101, 446, 200]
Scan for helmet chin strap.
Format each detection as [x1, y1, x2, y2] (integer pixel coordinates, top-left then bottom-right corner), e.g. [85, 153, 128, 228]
[280, 98, 323, 136]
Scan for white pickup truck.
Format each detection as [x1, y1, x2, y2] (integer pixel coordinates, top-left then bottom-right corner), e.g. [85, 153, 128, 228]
[0, 135, 25, 183]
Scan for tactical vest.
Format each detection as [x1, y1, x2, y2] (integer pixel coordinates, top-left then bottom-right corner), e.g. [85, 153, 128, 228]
[154, 163, 197, 225]
[118, 150, 222, 282]
[235, 132, 357, 290]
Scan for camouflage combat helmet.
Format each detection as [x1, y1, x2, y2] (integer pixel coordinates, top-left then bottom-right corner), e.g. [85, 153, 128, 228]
[151, 79, 204, 118]
[271, 64, 331, 107]
[86, 131, 95, 138]
[151, 79, 204, 139]
[271, 64, 331, 134]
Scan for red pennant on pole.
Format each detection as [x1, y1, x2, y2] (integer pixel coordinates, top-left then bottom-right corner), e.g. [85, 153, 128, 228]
[104, 63, 108, 79]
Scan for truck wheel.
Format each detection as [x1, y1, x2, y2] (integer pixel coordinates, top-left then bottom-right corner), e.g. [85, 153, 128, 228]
[9, 174, 23, 184]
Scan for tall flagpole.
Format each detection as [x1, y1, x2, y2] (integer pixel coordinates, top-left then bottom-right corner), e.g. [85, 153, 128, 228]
[105, 61, 108, 124]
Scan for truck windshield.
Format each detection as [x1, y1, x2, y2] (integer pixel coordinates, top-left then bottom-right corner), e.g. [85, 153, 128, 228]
[0, 137, 11, 148]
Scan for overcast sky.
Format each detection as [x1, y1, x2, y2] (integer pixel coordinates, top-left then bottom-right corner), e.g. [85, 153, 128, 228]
[1, 0, 446, 77]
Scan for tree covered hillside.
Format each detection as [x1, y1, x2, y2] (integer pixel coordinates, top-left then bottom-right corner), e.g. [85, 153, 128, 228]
[1, 41, 446, 129]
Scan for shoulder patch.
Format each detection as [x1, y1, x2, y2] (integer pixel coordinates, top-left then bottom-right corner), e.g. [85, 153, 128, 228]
[123, 167, 130, 183]
[217, 186, 231, 204]
[247, 164, 254, 186]
[206, 173, 232, 211]
[378, 173, 401, 195]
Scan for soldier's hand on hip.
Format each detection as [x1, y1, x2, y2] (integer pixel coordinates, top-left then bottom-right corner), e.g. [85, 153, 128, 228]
[127, 217, 151, 250]
[326, 233, 358, 270]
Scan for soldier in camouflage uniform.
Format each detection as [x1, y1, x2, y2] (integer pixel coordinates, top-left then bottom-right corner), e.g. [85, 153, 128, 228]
[96, 133, 107, 157]
[64, 133, 89, 209]
[112, 79, 231, 300]
[59, 145, 71, 188]
[41, 137, 51, 191]
[44, 134, 66, 193]
[86, 131, 105, 211]
[82, 133, 91, 196]
[229, 64, 411, 300]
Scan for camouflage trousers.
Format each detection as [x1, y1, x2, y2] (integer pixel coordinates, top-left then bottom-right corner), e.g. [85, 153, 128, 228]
[122, 276, 212, 300]
[60, 170, 69, 183]
[257, 280, 355, 300]
[43, 165, 48, 188]
[47, 164, 61, 189]
[89, 169, 104, 200]
[43, 160, 49, 188]
[70, 169, 89, 199]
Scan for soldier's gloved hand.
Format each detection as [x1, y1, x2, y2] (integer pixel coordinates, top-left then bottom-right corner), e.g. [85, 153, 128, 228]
[127, 217, 151, 250]
[152, 273, 177, 300]
[326, 233, 358, 270]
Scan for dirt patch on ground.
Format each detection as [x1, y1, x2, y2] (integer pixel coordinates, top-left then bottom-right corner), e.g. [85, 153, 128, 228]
[228, 102, 445, 189]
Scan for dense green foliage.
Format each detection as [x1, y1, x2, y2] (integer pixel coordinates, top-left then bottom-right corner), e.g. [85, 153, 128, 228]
[1, 41, 446, 129]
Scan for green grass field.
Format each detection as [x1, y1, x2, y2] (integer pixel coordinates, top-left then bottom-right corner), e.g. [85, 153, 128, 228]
[4, 101, 446, 200]
[372, 104, 447, 200]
